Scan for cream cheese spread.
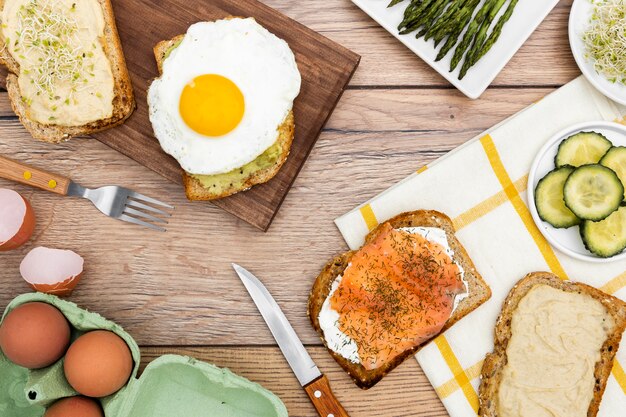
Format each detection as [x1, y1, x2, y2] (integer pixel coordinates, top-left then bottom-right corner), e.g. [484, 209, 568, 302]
[318, 272, 361, 364]
[318, 227, 468, 364]
[497, 284, 616, 417]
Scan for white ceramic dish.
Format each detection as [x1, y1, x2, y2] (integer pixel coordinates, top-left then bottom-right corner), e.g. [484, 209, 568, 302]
[351, 0, 559, 99]
[528, 121, 626, 263]
[569, 0, 626, 105]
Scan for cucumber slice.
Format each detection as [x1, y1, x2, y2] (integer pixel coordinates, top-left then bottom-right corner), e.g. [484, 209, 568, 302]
[581, 206, 626, 257]
[563, 164, 624, 221]
[555, 131, 613, 168]
[600, 146, 626, 200]
[535, 167, 580, 228]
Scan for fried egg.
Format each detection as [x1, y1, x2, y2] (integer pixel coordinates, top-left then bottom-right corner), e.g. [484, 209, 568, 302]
[147, 18, 301, 176]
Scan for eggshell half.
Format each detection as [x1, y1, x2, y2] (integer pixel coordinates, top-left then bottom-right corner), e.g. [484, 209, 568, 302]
[20, 247, 84, 296]
[0, 188, 35, 251]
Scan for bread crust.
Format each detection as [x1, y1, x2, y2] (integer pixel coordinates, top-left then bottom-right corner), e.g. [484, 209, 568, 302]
[478, 272, 626, 417]
[308, 210, 492, 389]
[152, 26, 295, 201]
[0, 0, 135, 143]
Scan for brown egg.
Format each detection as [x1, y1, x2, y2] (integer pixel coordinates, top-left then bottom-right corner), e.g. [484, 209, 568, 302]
[44, 396, 103, 417]
[0, 302, 70, 369]
[64, 330, 133, 397]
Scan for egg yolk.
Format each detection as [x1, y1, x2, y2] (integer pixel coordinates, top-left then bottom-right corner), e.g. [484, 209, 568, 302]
[179, 74, 245, 137]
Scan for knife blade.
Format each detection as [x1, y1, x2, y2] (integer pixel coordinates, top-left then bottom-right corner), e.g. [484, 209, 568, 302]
[233, 263, 350, 417]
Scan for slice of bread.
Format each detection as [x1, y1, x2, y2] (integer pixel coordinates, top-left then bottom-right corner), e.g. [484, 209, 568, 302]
[152, 28, 295, 201]
[478, 272, 626, 417]
[0, 0, 135, 143]
[308, 210, 492, 389]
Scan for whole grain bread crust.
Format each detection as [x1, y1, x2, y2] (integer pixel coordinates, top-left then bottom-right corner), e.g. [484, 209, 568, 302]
[308, 210, 492, 389]
[478, 272, 626, 417]
[0, 0, 135, 143]
[152, 29, 295, 201]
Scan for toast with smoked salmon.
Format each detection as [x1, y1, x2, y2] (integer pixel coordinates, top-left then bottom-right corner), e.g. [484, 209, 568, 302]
[308, 210, 491, 389]
[478, 272, 626, 417]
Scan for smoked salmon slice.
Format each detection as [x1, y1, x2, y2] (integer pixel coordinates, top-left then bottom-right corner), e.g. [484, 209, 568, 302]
[330, 223, 466, 370]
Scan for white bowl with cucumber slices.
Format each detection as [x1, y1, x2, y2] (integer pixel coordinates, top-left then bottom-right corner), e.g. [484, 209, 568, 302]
[528, 121, 626, 263]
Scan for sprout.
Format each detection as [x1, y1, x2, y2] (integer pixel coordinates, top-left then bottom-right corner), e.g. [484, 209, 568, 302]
[12, 0, 101, 103]
[583, 0, 626, 85]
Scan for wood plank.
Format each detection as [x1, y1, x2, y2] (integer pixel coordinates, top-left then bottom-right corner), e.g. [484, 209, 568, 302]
[0, 88, 550, 346]
[138, 346, 448, 417]
[260, 0, 578, 87]
[0, 0, 360, 231]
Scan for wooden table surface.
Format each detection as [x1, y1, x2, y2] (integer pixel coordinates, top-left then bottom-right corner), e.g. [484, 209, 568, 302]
[0, 1, 579, 416]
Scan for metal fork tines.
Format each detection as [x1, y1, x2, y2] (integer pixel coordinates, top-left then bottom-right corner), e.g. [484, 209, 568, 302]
[67, 182, 174, 232]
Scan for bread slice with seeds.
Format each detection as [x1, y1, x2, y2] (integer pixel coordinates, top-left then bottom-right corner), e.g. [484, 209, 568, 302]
[478, 272, 626, 417]
[308, 210, 491, 389]
[0, 0, 135, 143]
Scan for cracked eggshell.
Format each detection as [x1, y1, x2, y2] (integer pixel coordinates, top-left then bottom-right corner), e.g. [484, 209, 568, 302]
[0, 189, 35, 251]
[20, 247, 84, 296]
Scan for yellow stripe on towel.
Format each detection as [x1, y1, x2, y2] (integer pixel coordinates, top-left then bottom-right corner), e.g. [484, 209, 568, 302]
[359, 204, 379, 231]
[435, 360, 484, 399]
[434, 335, 479, 412]
[417, 165, 429, 174]
[612, 360, 626, 395]
[600, 271, 626, 295]
[453, 175, 528, 231]
[480, 135, 568, 280]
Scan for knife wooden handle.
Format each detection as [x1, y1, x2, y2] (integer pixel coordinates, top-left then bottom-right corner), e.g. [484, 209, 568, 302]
[0, 155, 70, 195]
[304, 374, 350, 417]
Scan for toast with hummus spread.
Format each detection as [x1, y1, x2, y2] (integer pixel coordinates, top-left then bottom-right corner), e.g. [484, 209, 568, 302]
[0, 0, 135, 143]
[479, 272, 626, 417]
[308, 210, 491, 388]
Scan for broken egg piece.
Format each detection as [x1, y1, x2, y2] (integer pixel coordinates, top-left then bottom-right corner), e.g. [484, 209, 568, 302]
[20, 247, 84, 296]
[64, 330, 133, 398]
[44, 396, 104, 417]
[0, 188, 35, 251]
[0, 302, 70, 369]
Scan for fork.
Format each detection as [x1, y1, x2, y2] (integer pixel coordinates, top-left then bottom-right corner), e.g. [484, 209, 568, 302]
[0, 155, 174, 232]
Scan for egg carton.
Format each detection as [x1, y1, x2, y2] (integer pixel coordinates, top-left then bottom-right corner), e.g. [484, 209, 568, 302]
[0, 293, 288, 417]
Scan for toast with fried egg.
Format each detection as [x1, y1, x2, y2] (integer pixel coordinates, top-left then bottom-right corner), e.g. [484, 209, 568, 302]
[152, 20, 297, 201]
[478, 272, 626, 417]
[308, 210, 491, 389]
[0, 0, 135, 143]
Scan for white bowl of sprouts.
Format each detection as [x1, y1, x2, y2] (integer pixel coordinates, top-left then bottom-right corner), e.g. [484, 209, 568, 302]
[569, 0, 626, 105]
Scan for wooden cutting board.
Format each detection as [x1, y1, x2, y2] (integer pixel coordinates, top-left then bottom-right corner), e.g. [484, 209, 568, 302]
[0, 0, 360, 231]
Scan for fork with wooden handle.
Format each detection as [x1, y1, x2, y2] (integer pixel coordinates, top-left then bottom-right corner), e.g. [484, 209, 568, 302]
[0, 155, 173, 231]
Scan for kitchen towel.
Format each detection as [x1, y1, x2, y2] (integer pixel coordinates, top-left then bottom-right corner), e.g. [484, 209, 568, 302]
[335, 76, 626, 417]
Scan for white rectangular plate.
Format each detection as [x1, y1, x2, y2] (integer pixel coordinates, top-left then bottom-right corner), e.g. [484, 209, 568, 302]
[352, 0, 560, 98]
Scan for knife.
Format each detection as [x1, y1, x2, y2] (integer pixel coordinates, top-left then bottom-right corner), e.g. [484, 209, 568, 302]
[232, 263, 350, 417]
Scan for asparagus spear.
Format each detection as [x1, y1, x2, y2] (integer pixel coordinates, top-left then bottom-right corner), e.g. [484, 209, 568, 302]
[399, 0, 434, 30]
[458, 0, 508, 78]
[449, 0, 498, 71]
[423, 0, 467, 41]
[401, 0, 450, 35]
[432, 0, 478, 46]
[435, 0, 480, 61]
[471, 0, 519, 65]
[388, 0, 407, 7]
[415, 0, 457, 38]
[398, 0, 421, 27]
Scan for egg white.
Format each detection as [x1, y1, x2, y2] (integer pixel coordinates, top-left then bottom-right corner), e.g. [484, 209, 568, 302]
[147, 18, 301, 176]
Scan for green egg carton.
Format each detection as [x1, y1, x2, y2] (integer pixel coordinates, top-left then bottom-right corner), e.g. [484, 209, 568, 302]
[0, 293, 288, 417]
